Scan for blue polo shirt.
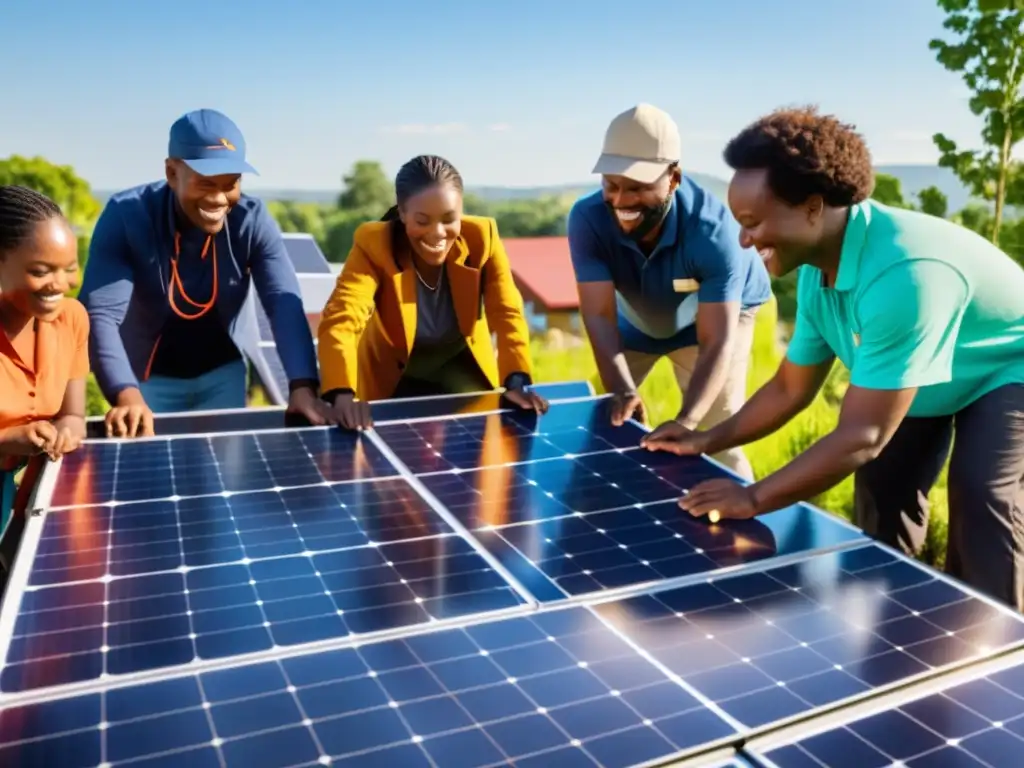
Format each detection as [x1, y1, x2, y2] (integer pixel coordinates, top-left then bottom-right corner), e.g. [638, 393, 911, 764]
[786, 200, 1024, 417]
[567, 177, 772, 355]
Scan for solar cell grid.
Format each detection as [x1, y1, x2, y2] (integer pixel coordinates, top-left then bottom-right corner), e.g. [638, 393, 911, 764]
[755, 657, 1024, 768]
[592, 543, 1024, 731]
[48, 428, 397, 508]
[0, 606, 740, 768]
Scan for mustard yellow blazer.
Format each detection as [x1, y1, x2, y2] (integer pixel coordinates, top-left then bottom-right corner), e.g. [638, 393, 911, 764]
[317, 215, 534, 402]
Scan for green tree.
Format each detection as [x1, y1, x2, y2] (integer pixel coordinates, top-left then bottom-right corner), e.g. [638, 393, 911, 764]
[917, 185, 949, 218]
[871, 173, 911, 207]
[337, 161, 393, 214]
[0, 154, 101, 231]
[930, 0, 1024, 244]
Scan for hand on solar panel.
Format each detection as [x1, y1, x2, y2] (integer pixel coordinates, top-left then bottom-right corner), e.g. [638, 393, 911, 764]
[104, 388, 155, 438]
[330, 392, 373, 431]
[609, 391, 645, 426]
[500, 386, 549, 414]
[1, 420, 58, 458]
[678, 477, 759, 520]
[49, 415, 85, 459]
[640, 418, 710, 455]
[285, 385, 337, 427]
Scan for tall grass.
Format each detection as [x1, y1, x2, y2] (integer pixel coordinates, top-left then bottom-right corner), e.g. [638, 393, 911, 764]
[531, 296, 950, 568]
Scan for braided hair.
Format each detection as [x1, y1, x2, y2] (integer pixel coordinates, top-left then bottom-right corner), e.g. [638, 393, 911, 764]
[380, 154, 464, 223]
[0, 185, 65, 258]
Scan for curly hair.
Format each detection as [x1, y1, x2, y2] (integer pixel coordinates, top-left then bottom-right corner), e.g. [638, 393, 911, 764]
[722, 106, 875, 207]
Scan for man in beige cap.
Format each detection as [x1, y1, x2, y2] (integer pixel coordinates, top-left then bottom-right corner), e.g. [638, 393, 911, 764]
[566, 103, 772, 480]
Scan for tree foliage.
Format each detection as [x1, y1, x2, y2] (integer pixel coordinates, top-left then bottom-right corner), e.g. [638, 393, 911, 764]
[0, 155, 101, 231]
[917, 185, 949, 217]
[930, 0, 1024, 243]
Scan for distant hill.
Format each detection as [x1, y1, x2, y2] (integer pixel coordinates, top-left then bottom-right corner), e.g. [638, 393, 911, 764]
[93, 166, 987, 213]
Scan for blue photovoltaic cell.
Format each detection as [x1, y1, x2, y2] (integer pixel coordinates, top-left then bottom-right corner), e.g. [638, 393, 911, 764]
[592, 543, 1024, 731]
[254, 299, 274, 342]
[471, 500, 864, 603]
[283, 234, 332, 274]
[257, 342, 289, 402]
[375, 399, 649, 475]
[757, 659, 1024, 768]
[0, 607, 739, 768]
[3, 533, 525, 693]
[48, 428, 397, 508]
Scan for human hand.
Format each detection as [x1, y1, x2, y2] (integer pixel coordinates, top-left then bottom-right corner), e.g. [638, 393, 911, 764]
[50, 416, 86, 459]
[331, 393, 373, 431]
[9, 421, 59, 458]
[287, 386, 338, 427]
[106, 388, 155, 438]
[609, 392, 645, 427]
[502, 387, 549, 414]
[640, 420, 710, 455]
[679, 478, 759, 521]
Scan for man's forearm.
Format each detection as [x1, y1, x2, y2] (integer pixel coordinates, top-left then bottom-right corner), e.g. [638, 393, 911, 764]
[704, 376, 809, 455]
[749, 427, 882, 514]
[676, 342, 730, 429]
[585, 315, 637, 394]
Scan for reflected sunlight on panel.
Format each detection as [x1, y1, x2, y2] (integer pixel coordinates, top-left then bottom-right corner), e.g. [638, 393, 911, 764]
[475, 414, 520, 528]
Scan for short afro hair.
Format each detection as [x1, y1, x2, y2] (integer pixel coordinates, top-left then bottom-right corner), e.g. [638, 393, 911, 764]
[722, 106, 874, 207]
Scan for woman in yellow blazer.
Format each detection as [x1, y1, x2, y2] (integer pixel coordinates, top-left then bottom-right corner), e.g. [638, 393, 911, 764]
[317, 154, 549, 430]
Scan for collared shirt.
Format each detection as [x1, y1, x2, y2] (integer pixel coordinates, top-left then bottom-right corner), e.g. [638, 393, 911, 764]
[567, 177, 772, 354]
[786, 200, 1024, 417]
[0, 299, 90, 431]
[79, 182, 318, 400]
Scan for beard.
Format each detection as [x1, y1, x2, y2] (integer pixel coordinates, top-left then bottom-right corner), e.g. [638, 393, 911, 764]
[606, 193, 673, 243]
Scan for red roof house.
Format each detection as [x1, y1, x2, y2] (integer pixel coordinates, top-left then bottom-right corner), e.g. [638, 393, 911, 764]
[501, 237, 579, 312]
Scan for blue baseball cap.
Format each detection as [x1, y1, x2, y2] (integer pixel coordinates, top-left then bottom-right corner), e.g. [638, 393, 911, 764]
[167, 108, 259, 177]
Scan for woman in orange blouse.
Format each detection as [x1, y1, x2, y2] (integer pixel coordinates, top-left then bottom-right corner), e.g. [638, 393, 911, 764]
[0, 186, 90, 525]
[317, 155, 548, 430]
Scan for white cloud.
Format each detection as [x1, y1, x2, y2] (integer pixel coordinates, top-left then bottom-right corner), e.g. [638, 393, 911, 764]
[379, 123, 468, 135]
[488, 123, 512, 133]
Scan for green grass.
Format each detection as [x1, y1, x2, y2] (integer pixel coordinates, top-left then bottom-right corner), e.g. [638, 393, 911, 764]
[531, 296, 950, 569]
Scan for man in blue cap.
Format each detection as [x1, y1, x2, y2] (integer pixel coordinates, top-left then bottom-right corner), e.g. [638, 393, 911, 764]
[80, 108, 330, 436]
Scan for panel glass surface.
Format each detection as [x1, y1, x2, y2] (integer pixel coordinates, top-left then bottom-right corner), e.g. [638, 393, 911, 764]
[757, 659, 1024, 768]
[375, 399, 649, 475]
[49, 429, 397, 508]
[592, 543, 1024, 730]
[282, 234, 332, 274]
[0, 607, 738, 767]
[257, 342, 289, 402]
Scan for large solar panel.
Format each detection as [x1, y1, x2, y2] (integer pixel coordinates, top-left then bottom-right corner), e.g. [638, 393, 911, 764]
[281, 232, 331, 274]
[592, 542, 1024, 731]
[748, 652, 1024, 767]
[3, 383, 1023, 767]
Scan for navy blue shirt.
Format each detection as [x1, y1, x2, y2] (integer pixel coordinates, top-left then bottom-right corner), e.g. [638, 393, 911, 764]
[79, 181, 318, 400]
[567, 177, 772, 354]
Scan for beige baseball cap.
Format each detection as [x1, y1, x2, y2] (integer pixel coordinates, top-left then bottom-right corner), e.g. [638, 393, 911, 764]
[592, 103, 681, 184]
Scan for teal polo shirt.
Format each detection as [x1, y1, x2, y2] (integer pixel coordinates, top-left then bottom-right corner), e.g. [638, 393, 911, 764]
[786, 200, 1024, 417]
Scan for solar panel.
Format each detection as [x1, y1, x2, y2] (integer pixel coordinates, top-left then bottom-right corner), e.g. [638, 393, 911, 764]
[0, 604, 742, 767]
[48, 429, 396, 508]
[750, 654, 1024, 768]
[591, 542, 1024, 732]
[6, 384, 1021, 768]
[281, 233, 331, 274]
[257, 341, 290, 404]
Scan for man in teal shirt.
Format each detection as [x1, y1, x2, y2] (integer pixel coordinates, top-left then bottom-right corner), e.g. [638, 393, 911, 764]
[644, 106, 1024, 611]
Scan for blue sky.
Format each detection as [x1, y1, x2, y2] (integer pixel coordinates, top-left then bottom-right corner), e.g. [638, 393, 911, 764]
[0, 0, 1002, 191]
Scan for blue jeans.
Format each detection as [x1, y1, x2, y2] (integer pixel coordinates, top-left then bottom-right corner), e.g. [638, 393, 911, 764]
[140, 359, 248, 413]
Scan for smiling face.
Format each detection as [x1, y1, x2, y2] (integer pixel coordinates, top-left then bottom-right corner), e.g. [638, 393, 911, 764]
[400, 182, 463, 266]
[601, 165, 680, 242]
[165, 159, 242, 235]
[0, 216, 80, 323]
[727, 168, 825, 277]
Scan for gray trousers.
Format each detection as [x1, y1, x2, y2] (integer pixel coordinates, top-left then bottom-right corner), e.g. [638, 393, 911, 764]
[854, 383, 1024, 612]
